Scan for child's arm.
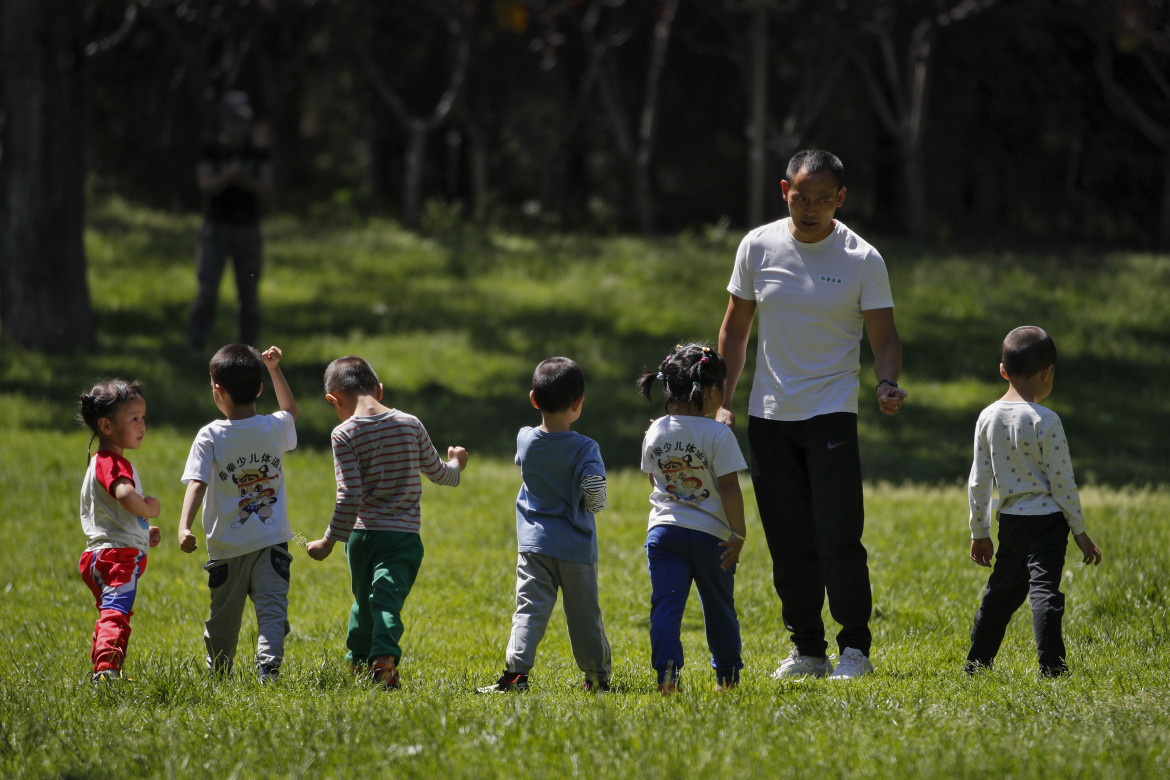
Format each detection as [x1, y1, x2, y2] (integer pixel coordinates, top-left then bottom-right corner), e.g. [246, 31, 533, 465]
[970, 537, 994, 567]
[262, 346, 298, 421]
[716, 472, 747, 571]
[1073, 532, 1102, 566]
[178, 480, 207, 553]
[111, 477, 161, 520]
[581, 474, 606, 514]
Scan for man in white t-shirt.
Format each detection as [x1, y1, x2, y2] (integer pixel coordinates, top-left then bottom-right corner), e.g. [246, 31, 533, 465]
[717, 150, 908, 680]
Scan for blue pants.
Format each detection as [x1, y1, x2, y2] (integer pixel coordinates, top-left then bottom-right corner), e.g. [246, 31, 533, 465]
[967, 512, 1069, 673]
[646, 524, 742, 685]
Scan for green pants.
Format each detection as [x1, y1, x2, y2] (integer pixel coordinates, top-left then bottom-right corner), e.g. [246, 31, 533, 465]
[345, 529, 424, 664]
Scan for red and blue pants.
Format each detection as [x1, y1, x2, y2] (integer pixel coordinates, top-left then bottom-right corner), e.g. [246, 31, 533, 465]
[79, 547, 147, 673]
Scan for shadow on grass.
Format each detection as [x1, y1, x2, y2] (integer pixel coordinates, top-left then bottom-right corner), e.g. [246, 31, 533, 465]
[5, 215, 1168, 486]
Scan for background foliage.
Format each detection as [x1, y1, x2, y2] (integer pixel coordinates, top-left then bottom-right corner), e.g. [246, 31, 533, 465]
[70, 0, 1170, 246]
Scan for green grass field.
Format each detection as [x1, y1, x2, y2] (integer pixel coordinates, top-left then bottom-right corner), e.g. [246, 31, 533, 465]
[1, 201, 1168, 778]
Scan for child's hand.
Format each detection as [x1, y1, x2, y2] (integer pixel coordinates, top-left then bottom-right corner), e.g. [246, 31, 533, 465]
[148, 526, 161, 548]
[1073, 532, 1103, 566]
[261, 345, 283, 368]
[718, 534, 744, 570]
[142, 495, 162, 519]
[306, 538, 335, 561]
[448, 446, 469, 471]
[970, 537, 994, 567]
[178, 529, 199, 554]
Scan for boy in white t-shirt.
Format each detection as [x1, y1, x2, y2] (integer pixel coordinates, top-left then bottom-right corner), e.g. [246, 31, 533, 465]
[966, 326, 1102, 677]
[178, 343, 298, 680]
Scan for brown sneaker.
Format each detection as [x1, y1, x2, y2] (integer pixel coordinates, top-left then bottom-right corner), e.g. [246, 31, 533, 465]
[371, 656, 400, 690]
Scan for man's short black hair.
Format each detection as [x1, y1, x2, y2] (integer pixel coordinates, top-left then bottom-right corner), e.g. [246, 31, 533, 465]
[786, 149, 845, 189]
[209, 344, 263, 406]
[324, 356, 381, 396]
[531, 357, 585, 412]
[1002, 326, 1057, 379]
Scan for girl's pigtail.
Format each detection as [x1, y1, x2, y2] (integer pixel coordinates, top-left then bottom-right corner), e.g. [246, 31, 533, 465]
[635, 367, 661, 400]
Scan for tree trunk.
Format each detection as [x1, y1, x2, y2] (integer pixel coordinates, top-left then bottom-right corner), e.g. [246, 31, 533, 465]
[633, 0, 679, 236]
[1160, 148, 1170, 249]
[403, 123, 427, 229]
[0, 0, 93, 351]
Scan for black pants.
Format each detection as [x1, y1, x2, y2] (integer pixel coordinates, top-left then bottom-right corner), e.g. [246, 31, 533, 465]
[748, 413, 871, 657]
[967, 512, 1069, 673]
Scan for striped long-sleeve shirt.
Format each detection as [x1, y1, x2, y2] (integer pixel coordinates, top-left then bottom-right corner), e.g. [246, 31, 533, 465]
[325, 410, 460, 542]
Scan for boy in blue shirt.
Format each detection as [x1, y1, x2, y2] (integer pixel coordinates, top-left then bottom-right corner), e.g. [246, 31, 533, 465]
[478, 357, 611, 692]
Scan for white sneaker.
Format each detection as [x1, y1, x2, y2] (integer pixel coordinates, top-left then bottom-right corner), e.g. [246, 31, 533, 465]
[826, 648, 873, 680]
[770, 648, 833, 679]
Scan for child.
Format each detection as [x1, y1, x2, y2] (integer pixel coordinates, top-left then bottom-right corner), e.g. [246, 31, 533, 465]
[177, 344, 298, 681]
[477, 357, 611, 693]
[637, 344, 748, 693]
[77, 380, 162, 682]
[305, 356, 468, 690]
[966, 326, 1103, 677]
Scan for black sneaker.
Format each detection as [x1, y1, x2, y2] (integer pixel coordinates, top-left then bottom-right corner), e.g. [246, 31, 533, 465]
[477, 670, 529, 693]
[583, 677, 610, 693]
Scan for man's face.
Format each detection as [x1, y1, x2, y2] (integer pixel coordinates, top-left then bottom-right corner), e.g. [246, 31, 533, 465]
[781, 167, 845, 243]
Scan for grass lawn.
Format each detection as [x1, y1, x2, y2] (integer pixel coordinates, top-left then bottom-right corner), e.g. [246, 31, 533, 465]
[1, 201, 1167, 778]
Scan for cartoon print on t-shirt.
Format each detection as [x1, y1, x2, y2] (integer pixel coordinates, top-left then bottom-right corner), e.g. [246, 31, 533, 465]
[232, 465, 279, 527]
[658, 454, 710, 503]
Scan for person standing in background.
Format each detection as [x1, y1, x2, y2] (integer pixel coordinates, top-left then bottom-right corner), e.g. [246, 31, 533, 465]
[187, 91, 273, 356]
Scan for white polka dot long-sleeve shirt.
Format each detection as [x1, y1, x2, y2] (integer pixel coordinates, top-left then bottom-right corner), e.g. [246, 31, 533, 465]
[968, 400, 1086, 540]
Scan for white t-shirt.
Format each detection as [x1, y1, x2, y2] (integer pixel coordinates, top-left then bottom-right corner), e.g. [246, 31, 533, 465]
[968, 400, 1086, 539]
[727, 218, 894, 421]
[181, 411, 297, 560]
[641, 415, 748, 540]
[80, 450, 150, 553]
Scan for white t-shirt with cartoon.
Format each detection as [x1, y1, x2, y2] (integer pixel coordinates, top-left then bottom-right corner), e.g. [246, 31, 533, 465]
[968, 400, 1086, 539]
[181, 411, 297, 560]
[641, 415, 748, 540]
[727, 218, 894, 421]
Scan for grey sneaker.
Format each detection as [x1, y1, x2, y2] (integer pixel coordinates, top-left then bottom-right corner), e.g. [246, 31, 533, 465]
[771, 648, 833, 679]
[826, 648, 873, 680]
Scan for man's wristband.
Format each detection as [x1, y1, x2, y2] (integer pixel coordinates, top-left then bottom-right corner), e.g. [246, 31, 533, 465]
[878, 378, 899, 389]
[728, 531, 746, 542]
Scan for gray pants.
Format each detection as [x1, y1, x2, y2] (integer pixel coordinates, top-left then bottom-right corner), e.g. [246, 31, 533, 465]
[506, 552, 611, 681]
[204, 543, 291, 673]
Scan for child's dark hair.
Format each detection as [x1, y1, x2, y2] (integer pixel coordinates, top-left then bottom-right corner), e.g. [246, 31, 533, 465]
[1002, 326, 1057, 379]
[637, 343, 727, 411]
[325, 356, 380, 396]
[531, 357, 585, 412]
[78, 379, 144, 457]
[210, 344, 263, 406]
